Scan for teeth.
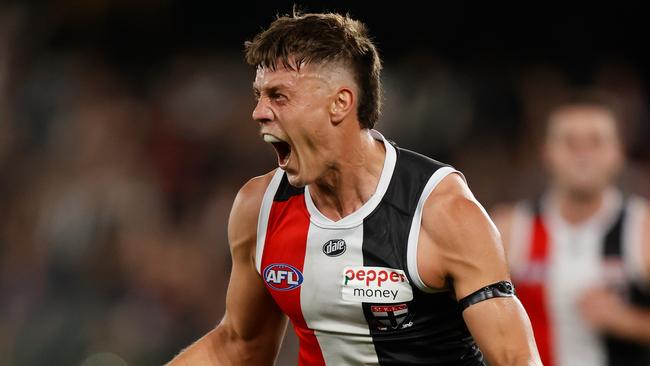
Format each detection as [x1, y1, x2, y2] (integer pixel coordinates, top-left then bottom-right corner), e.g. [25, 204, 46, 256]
[263, 134, 283, 143]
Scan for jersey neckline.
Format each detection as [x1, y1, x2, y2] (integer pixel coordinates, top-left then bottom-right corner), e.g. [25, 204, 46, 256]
[303, 129, 397, 229]
[542, 188, 623, 233]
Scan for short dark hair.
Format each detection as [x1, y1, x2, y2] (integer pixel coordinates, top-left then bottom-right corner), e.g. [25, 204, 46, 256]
[546, 88, 623, 138]
[244, 11, 382, 129]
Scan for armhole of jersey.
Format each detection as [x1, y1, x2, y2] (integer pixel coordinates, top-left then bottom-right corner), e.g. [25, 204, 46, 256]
[255, 169, 285, 275]
[622, 196, 649, 287]
[508, 201, 534, 277]
[406, 166, 462, 293]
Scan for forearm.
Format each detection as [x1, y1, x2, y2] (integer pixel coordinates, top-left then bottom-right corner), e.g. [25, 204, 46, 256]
[608, 305, 650, 343]
[464, 298, 541, 366]
[167, 325, 262, 366]
[168, 320, 283, 366]
[484, 349, 539, 366]
[167, 328, 221, 366]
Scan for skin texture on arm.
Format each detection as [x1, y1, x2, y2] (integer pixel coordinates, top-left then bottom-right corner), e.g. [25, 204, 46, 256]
[418, 174, 541, 366]
[167, 171, 288, 366]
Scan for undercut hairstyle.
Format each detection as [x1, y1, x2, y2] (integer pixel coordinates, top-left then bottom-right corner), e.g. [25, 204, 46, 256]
[244, 11, 383, 129]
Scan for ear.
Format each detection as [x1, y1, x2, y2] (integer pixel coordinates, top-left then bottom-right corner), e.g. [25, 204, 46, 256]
[330, 87, 355, 125]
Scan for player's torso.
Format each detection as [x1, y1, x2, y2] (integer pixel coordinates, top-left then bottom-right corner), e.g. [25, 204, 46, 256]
[255, 131, 484, 366]
[509, 190, 650, 366]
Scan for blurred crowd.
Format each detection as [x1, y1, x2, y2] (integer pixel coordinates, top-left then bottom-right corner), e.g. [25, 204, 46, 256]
[1, 3, 649, 366]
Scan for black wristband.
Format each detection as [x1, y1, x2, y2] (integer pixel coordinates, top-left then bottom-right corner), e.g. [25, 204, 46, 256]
[458, 281, 516, 311]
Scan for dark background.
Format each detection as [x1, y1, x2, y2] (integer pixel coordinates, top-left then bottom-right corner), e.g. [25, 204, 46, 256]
[0, 2, 648, 365]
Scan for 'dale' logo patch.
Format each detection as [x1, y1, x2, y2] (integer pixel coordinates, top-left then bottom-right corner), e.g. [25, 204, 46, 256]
[341, 266, 414, 303]
[264, 263, 303, 291]
[322, 239, 346, 257]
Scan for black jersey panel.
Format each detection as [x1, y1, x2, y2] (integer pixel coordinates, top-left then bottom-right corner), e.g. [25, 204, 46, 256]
[602, 200, 650, 366]
[360, 146, 484, 365]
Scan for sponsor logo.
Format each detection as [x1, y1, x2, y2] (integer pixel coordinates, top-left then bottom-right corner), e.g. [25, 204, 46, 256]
[341, 266, 413, 303]
[370, 303, 414, 331]
[322, 239, 346, 257]
[263, 263, 303, 291]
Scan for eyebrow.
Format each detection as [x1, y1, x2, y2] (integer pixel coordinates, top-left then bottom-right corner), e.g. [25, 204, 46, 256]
[252, 82, 292, 95]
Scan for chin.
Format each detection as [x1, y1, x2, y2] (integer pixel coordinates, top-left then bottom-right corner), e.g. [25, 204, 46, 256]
[285, 170, 308, 188]
[284, 160, 324, 188]
[566, 185, 604, 200]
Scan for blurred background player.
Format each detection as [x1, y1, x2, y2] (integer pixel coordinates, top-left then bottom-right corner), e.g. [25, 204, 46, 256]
[492, 91, 650, 366]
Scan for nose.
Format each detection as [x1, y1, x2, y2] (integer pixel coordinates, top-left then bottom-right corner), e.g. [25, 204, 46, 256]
[252, 97, 273, 123]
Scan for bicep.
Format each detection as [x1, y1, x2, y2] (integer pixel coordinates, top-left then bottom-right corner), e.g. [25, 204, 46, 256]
[217, 175, 288, 362]
[422, 182, 510, 298]
[223, 243, 287, 344]
[421, 176, 540, 364]
[212, 248, 288, 365]
[451, 201, 510, 299]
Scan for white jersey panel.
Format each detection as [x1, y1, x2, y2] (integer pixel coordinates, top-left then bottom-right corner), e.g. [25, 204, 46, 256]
[545, 190, 623, 366]
[255, 169, 285, 274]
[300, 222, 380, 366]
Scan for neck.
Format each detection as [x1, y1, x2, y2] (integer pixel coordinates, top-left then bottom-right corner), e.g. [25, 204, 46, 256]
[308, 129, 386, 221]
[552, 187, 610, 225]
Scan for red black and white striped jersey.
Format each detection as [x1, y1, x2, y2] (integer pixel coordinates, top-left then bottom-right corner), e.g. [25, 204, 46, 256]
[509, 190, 650, 366]
[255, 131, 484, 365]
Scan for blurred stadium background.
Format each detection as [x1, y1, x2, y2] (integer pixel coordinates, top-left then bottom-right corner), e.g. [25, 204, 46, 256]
[0, 1, 648, 365]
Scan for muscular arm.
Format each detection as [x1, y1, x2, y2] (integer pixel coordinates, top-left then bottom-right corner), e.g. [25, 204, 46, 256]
[167, 171, 288, 365]
[418, 174, 541, 366]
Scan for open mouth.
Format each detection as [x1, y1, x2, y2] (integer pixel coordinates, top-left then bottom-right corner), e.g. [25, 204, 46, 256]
[263, 134, 292, 168]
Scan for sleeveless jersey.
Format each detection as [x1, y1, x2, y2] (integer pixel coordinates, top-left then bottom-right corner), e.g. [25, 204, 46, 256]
[509, 190, 650, 366]
[255, 131, 484, 365]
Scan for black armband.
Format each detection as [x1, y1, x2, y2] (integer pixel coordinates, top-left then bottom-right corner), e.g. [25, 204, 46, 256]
[459, 281, 516, 311]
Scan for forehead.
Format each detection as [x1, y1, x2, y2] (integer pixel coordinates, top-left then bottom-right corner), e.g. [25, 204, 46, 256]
[548, 105, 618, 137]
[252, 62, 346, 91]
[253, 65, 299, 89]
[253, 64, 324, 89]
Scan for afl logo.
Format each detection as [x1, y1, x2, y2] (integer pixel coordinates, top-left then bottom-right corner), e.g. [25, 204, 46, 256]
[323, 239, 346, 257]
[263, 263, 303, 291]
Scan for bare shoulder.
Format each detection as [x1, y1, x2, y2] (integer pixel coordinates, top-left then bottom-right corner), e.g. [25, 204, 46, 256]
[423, 173, 494, 245]
[419, 172, 508, 297]
[228, 169, 278, 253]
[232, 169, 277, 218]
